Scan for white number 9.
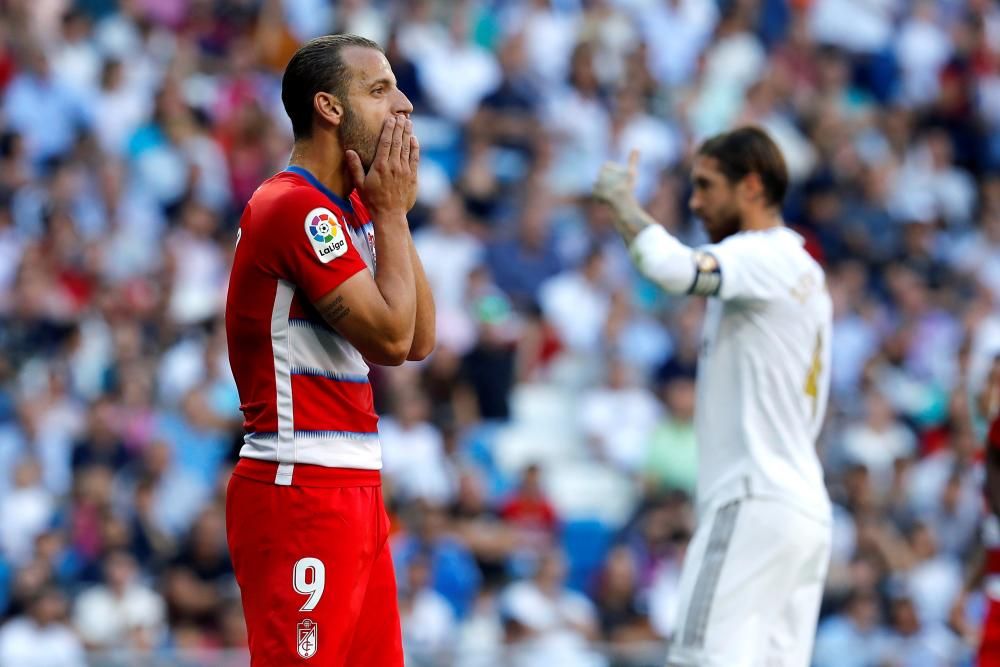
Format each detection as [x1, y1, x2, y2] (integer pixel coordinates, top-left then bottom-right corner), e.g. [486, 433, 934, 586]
[293, 557, 325, 612]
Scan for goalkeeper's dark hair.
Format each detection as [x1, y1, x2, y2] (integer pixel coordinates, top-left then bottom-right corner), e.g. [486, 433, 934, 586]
[697, 127, 789, 208]
[281, 34, 383, 141]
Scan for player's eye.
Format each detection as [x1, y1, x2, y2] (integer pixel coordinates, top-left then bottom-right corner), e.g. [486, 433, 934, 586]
[372, 87, 384, 95]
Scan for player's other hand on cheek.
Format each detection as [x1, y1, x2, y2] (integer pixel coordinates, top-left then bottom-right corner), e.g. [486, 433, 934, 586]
[346, 114, 420, 217]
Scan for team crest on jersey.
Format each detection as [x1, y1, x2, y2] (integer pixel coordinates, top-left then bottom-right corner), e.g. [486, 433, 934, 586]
[306, 207, 348, 264]
[297, 619, 318, 659]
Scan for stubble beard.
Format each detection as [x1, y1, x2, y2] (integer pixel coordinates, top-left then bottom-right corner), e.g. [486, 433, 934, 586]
[706, 207, 742, 244]
[340, 104, 378, 172]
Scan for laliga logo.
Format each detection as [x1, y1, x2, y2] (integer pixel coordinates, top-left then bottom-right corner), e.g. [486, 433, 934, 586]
[319, 238, 347, 257]
[309, 213, 340, 244]
[306, 209, 347, 260]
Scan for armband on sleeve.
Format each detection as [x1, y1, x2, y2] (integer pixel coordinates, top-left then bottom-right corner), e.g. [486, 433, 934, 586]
[688, 250, 722, 296]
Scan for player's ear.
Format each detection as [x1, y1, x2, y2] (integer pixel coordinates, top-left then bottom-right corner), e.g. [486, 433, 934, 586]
[740, 172, 766, 206]
[313, 92, 344, 129]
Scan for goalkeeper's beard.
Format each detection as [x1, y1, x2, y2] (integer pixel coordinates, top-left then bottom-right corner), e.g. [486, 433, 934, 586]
[340, 104, 379, 172]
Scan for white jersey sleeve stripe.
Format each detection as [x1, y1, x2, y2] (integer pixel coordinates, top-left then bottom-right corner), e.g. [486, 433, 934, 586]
[270, 280, 297, 485]
[288, 367, 370, 384]
[288, 319, 370, 378]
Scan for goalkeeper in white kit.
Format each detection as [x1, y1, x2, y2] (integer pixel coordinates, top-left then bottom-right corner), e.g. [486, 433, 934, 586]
[594, 127, 832, 667]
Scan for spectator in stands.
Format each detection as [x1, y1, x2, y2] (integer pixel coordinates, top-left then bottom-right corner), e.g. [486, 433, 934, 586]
[70, 397, 128, 473]
[162, 507, 233, 629]
[499, 464, 559, 554]
[813, 588, 891, 667]
[0, 586, 86, 667]
[449, 468, 515, 587]
[72, 549, 165, 649]
[591, 545, 657, 645]
[398, 553, 455, 664]
[579, 357, 661, 472]
[456, 286, 520, 423]
[380, 388, 455, 505]
[885, 585, 970, 664]
[840, 390, 917, 492]
[539, 245, 614, 356]
[902, 520, 963, 628]
[393, 502, 481, 618]
[0, 459, 54, 569]
[644, 373, 698, 495]
[501, 548, 604, 667]
[485, 190, 562, 309]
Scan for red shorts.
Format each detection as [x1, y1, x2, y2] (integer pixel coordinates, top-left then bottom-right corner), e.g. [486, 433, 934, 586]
[226, 458, 403, 666]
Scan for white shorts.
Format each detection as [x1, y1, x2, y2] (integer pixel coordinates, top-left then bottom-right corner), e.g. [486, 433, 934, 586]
[666, 496, 831, 667]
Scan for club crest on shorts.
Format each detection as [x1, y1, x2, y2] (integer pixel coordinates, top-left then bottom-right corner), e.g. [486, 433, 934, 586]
[297, 619, 318, 659]
[305, 207, 348, 263]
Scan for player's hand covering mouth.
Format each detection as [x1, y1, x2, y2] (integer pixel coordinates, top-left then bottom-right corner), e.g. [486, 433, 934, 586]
[345, 113, 420, 216]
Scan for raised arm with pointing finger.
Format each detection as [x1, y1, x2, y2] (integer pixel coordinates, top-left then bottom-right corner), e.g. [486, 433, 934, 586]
[594, 149, 725, 297]
[596, 128, 834, 667]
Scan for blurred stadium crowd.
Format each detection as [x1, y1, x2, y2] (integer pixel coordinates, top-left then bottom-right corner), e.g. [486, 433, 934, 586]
[0, 0, 999, 665]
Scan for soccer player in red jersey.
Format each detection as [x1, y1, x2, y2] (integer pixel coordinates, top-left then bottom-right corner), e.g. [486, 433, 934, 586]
[951, 357, 1000, 663]
[224, 34, 434, 666]
[981, 360, 1000, 667]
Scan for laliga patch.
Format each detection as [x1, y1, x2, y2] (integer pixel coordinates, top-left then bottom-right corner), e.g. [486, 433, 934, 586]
[305, 207, 348, 263]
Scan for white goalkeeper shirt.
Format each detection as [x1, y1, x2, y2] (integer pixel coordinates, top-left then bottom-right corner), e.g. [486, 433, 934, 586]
[632, 224, 833, 521]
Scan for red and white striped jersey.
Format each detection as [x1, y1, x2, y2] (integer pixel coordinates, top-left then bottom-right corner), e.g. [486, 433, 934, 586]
[225, 166, 380, 485]
[987, 415, 1000, 599]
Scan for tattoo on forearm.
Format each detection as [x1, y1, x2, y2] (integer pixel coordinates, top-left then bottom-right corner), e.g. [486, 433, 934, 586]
[612, 205, 652, 244]
[624, 209, 651, 235]
[322, 296, 351, 325]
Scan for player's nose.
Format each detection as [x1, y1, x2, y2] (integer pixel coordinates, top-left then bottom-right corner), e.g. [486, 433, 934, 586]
[393, 91, 414, 117]
[689, 193, 700, 214]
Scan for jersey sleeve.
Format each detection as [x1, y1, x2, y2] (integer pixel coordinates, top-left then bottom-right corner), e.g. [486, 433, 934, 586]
[262, 191, 368, 303]
[349, 190, 372, 224]
[702, 232, 789, 301]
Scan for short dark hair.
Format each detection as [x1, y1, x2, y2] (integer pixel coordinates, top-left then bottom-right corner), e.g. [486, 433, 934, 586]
[697, 127, 789, 208]
[281, 34, 383, 141]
